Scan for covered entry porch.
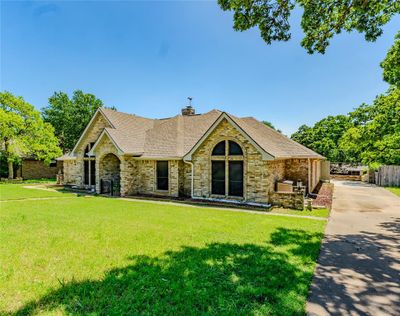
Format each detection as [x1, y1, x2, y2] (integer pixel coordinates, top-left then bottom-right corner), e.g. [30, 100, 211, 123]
[97, 153, 121, 196]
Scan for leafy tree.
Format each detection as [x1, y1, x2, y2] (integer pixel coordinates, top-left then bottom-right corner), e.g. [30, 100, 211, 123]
[218, 0, 400, 54]
[42, 90, 115, 152]
[0, 92, 62, 179]
[292, 88, 400, 165]
[290, 124, 313, 147]
[263, 120, 282, 133]
[291, 115, 351, 162]
[381, 31, 400, 87]
[218, 1, 399, 86]
[340, 87, 400, 165]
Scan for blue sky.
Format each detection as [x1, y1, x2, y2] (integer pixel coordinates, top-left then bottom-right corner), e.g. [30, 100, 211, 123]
[1, 1, 399, 135]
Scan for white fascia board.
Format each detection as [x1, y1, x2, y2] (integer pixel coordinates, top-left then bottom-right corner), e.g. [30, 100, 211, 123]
[88, 129, 125, 156]
[70, 108, 115, 155]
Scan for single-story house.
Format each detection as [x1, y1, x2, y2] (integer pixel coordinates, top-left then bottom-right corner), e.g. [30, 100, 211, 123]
[58, 106, 324, 207]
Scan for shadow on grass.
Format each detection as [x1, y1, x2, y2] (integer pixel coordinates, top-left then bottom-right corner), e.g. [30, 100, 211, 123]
[12, 228, 323, 315]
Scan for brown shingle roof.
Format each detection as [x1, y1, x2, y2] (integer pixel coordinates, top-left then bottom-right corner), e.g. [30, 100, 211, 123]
[90, 108, 323, 159]
[231, 116, 323, 159]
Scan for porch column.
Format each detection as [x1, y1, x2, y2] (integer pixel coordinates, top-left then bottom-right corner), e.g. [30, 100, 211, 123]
[95, 157, 101, 193]
[120, 157, 127, 197]
[119, 156, 137, 197]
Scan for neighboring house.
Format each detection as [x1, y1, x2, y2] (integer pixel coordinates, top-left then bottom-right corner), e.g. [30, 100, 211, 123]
[58, 106, 324, 206]
[16, 158, 63, 180]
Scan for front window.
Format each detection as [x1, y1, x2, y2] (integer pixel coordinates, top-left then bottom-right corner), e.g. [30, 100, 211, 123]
[211, 140, 244, 197]
[212, 161, 226, 195]
[157, 161, 169, 190]
[229, 161, 243, 197]
[83, 142, 96, 186]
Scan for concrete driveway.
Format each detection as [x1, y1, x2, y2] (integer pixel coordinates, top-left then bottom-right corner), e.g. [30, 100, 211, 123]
[307, 180, 400, 316]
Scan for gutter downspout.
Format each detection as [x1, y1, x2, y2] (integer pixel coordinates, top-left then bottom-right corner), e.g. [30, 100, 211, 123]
[183, 159, 194, 198]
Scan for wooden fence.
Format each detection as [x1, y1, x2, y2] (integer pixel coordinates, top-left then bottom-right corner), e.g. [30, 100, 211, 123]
[375, 165, 400, 187]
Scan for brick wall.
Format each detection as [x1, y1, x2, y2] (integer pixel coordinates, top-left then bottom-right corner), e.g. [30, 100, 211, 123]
[20, 160, 63, 180]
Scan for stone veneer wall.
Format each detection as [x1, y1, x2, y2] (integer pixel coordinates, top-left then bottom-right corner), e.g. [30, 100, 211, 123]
[189, 118, 286, 203]
[284, 158, 323, 192]
[94, 135, 120, 193]
[269, 192, 304, 210]
[120, 157, 138, 196]
[61, 112, 319, 207]
[285, 159, 309, 187]
[63, 160, 79, 184]
[62, 113, 111, 187]
[99, 153, 120, 183]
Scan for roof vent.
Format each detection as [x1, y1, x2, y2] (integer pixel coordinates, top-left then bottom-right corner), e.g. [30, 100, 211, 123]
[181, 97, 195, 116]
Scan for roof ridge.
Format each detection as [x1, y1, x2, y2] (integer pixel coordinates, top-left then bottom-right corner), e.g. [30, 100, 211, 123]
[100, 107, 155, 122]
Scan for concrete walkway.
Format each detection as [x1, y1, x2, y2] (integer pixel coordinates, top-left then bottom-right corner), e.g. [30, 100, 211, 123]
[307, 180, 400, 316]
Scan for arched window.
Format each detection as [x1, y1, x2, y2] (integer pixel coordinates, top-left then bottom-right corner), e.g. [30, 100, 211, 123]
[229, 140, 243, 155]
[212, 141, 225, 155]
[211, 140, 244, 197]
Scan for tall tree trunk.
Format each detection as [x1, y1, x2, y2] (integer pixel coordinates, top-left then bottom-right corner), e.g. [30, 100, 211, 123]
[4, 138, 14, 179]
[8, 160, 14, 179]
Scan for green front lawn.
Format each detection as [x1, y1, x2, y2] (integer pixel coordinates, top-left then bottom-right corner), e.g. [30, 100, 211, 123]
[0, 184, 325, 315]
[0, 183, 75, 201]
[269, 207, 330, 218]
[386, 186, 400, 197]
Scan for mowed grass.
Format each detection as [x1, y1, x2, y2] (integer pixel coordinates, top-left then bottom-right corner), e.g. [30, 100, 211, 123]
[268, 208, 330, 218]
[0, 184, 325, 315]
[386, 186, 400, 197]
[0, 183, 76, 200]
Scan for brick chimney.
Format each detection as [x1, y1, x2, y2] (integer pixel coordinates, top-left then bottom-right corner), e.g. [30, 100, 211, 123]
[181, 105, 195, 116]
[181, 97, 195, 115]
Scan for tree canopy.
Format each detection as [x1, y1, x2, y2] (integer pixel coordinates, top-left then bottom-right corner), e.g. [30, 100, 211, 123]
[340, 87, 400, 166]
[291, 115, 351, 162]
[291, 87, 400, 166]
[263, 120, 282, 133]
[381, 31, 400, 87]
[42, 90, 115, 152]
[218, 0, 400, 54]
[218, 1, 399, 86]
[0, 91, 61, 178]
